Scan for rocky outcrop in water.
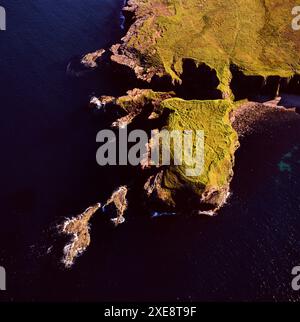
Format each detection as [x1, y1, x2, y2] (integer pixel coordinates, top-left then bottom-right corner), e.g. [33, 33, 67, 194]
[81, 49, 105, 68]
[61, 186, 128, 267]
[61, 203, 101, 268]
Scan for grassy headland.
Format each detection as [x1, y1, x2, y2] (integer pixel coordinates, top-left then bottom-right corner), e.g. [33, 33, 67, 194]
[117, 0, 300, 97]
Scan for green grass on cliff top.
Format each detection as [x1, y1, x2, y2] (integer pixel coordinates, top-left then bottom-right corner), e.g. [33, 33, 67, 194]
[159, 98, 239, 195]
[128, 0, 300, 95]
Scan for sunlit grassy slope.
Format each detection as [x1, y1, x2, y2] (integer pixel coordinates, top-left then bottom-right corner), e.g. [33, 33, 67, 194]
[157, 98, 239, 207]
[127, 0, 300, 95]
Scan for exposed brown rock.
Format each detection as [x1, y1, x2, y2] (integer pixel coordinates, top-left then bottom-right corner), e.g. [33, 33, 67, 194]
[81, 49, 105, 68]
[103, 186, 128, 226]
[61, 203, 101, 268]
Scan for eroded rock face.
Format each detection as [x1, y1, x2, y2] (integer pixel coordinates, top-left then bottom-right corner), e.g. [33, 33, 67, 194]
[110, 0, 165, 83]
[61, 203, 101, 268]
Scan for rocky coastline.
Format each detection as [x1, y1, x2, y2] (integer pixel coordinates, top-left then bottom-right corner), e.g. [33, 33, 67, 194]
[59, 0, 300, 267]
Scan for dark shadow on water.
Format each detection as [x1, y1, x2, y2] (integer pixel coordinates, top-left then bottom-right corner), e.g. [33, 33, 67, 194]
[174, 59, 222, 100]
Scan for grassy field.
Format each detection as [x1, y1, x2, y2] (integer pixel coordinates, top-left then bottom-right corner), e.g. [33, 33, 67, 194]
[126, 0, 300, 96]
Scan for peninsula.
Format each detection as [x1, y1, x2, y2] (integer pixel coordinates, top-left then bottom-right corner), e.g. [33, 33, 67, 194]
[61, 0, 300, 267]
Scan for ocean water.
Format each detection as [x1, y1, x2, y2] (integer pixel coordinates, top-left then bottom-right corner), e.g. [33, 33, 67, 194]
[1, 0, 300, 302]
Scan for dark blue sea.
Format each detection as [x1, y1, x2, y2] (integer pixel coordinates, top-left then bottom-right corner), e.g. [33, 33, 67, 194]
[1, 0, 300, 302]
